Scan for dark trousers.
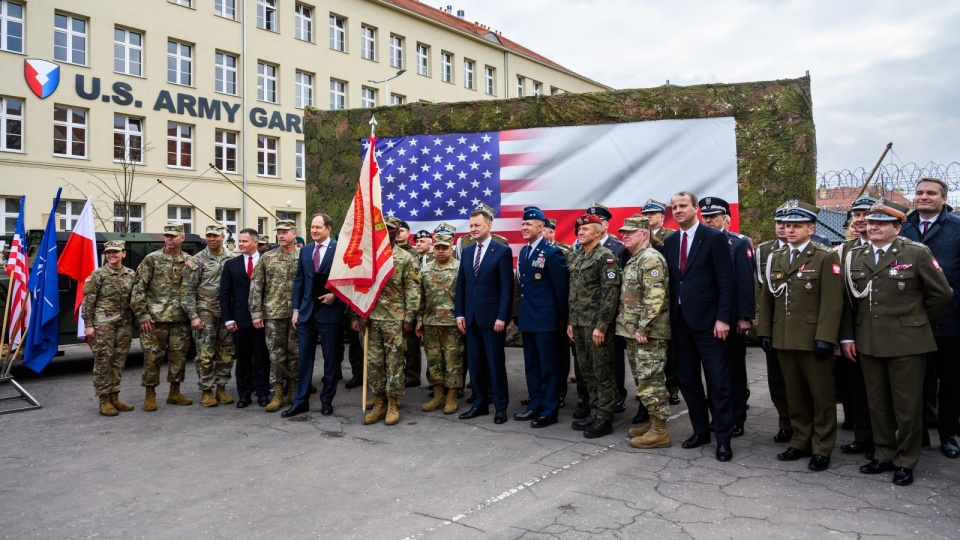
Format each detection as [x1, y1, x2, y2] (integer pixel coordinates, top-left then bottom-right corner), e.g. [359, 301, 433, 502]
[233, 326, 269, 400]
[836, 353, 873, 443]
[404, 333, 423, 384]
[522, 331, 559, 418]
[725, 332, 748, 425]
[345, 324, 362, 378]
[295, 319, 342, 406]
[614, 335, 627, 401]
[767, 349, 792, 431]
[933, 336, 960, 438]
[673, 308, 735, 443]
[466, 324, 508, 411]
[664, 342, 679, 391]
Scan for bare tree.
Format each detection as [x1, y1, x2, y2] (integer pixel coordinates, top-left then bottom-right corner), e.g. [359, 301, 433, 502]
[64, 140, 151, 234]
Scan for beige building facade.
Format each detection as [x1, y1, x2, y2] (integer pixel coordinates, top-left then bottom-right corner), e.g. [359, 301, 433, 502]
[0, 0, 606, 237]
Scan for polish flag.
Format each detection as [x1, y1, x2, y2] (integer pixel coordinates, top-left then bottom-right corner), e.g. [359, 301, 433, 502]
[58, 198, 99, 339]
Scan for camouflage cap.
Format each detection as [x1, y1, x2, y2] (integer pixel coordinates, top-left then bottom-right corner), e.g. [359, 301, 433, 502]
[274, 219, 296, 231]
[205, 224, 226, 236]
[384, 216, 402, 230]
[164, 223, 184, 235]
[433, 233, 454, 247]
[257, 238, 268, 245]
[103, 240, 125, 252]
[618, 216, 650, 233]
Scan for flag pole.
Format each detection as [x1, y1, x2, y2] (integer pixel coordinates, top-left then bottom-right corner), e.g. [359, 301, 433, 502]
[2, 323, 27, 378]
[155, 179, 223, 225]
[208, 164, 279, 221]
[361, 324, 369, 416]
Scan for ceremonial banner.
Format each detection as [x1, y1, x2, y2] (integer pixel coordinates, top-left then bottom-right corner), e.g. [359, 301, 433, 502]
[23, 188, 62, 373]
[57, 198, 98, 339]
[4, 196, 29, 348]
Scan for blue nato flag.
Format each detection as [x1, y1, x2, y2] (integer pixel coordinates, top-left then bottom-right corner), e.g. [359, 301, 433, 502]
[23, 188, 62, 373]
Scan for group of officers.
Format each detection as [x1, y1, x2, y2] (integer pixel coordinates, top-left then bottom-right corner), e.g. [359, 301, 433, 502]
[80, 177, 958, 487]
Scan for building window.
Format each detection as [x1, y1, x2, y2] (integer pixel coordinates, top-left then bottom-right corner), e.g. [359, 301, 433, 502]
[533, 81, 542, 96]
[167, 40, 192, 86]
[257, 135, 278, 177]
[295, 71, 313, 108]
[257, 62, 278, 103]
[169, 0, 193, 7]
[53, 105, 86, 158]
[214, 0, 236, 19]
[167, 205, 193, 234]
[295, 3, 312, 42]
[416, 43, 429, 76]
[389, 35, 403, 68]
[295, 141, 305, 180]
[214, 129, 238, 173]
[257, 0, 276, 31]
[360, 25, 376, 61]
[57, 200, 84, 231]
[440, 52, 453, 83]
[214, 51, 237, 95]
[390, 94, 404, 106]
[550, 86, 560, 96]
[463, 60, 475, 90]
[361, 87, 376, 108]
[484, 66, 495, 96]
[276, 211, 298, 230]
[113, 115, 143, 164]
[0, 97, 23, 152]
[516, 76, 524, 97]
[329, 14, 345, 52]
[113, 203, 143, 233]
[215, 208, 238, 237]
[0, 1, 24, 54]
[2, 196, 21, 234]
[257, 217, 267, 235]
[54, 13, 87, 65]
[329, 79, 345, 110]
[114, 28, 143, 77]
[167, 122, 192, 168]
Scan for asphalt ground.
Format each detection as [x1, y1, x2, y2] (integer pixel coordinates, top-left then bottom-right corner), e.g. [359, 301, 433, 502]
[1, 343, 959, 539]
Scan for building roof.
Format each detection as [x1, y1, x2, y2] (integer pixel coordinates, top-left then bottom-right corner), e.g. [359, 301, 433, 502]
[816, 186, 912, 212]
[382, 0, 608, 88]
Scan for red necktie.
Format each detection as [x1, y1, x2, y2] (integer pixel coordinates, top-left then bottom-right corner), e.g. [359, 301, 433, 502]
[679, 232, 688, 274]
[922, 221, 930, 235]
[246, 255, 253, 279]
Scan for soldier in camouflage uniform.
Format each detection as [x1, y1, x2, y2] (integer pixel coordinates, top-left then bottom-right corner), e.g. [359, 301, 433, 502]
[181, 224, 235, 407]
[358, 216, 421, 426]
[567, 213, 622, 438]
[249, 219, 300, 413]
[616, 217, 673, 448]
[82, 240, 136, 416]
[416, 233, 463, 414]
[131, 223, 194, 411]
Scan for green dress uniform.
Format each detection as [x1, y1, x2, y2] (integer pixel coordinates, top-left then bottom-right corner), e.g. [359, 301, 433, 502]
[836, 236, 874, 448]
[754, 238, 792, 435]
[83, 263, 136, 398]
[181, 245, 235, 396]
[841, 237, 953, 470]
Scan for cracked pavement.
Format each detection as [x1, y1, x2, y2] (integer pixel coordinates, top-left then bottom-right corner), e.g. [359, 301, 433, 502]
[1, 344, 958, 539]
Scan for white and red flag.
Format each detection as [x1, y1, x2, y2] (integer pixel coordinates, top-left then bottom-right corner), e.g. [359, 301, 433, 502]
[57, 198, 98, 339]
[4, 195, 29, 348]
[327, 135, 395, 318]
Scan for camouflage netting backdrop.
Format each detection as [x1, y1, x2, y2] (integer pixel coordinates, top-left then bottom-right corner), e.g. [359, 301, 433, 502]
[304, 75, 815, 245]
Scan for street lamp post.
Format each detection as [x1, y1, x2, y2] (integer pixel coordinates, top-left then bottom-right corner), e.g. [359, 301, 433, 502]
[368, 69, 406, 105]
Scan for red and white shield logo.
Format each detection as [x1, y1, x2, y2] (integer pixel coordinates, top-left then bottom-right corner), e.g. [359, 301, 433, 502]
[24, 59, 61, 99]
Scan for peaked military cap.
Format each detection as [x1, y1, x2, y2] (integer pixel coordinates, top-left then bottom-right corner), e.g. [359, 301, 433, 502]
[780, 200, 820, 222]
[585, 202, 612, 221]
[472, 203, 496, 219]
[434, 222, 457, 234]
[641, 199, 667, 213]
[414, 230, 432, 241]
[698, 196, 730, 216]
[866, 198, 908, 222]
[850, 195, 878, 212]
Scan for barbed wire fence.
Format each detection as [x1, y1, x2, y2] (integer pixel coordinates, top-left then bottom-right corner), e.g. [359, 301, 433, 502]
[816, 161, 960, 209]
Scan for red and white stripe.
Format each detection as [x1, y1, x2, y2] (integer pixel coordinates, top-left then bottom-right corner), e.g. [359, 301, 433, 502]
[4, 230, 30, 348]
[57, 198, 99, 339]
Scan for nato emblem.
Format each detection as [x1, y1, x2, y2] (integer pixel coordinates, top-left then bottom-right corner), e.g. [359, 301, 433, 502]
[24, 59, 60, 99]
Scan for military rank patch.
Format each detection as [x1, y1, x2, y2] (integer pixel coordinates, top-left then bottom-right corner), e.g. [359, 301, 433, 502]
[933, 258, 941, 270]
[831, 264, 840, 275]
[607, 271, 616, 279]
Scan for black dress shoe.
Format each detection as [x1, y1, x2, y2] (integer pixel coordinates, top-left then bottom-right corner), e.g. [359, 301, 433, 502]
[257, 395, 270, 407]
[405, 380, 421, 388]
[458, 406, 489, 420]
[321, 403, 333, 416]
[558, 397, 566, 409]
[520, 397, 531, 406]
[668, 391, 681, 405]
[494, 410, 508, 424]
[808, 454, 830, 471]
[281, 403, 309, 418]
[531, 415, 558, 428]
[584, 418, 613, 438]
[921, 429, 931, 448]
[773, 429, 794, 443]
[572, 404, 591, 420]
[309, 384, 318, 395]
[572, 415, 596, 431]
[614, 399, 626, 414]
[840, 441, 874, 455]
[731, 424, 745, 438]
[236, 396, 252, 408]
[941, 436, 960, 459]
[514, 410, 538, 421]
[892, 467, 913, 486]
[681, 433, 711, 449]
[632, 404, 650, 425]
[777, 447, 812, 461]
[859, 460, 895, 474]
[456, 389, 464, 398]
[716, 443, 733, 462]
[344, 376, 362, 389]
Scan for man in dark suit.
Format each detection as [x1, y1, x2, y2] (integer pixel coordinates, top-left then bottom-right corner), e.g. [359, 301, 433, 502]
[662, 191, 737, 462]
[455, 203, 514, 424]
[514, 206, 569, 428]
[284, 213, 344, 417]
[220, 228, 270, 408]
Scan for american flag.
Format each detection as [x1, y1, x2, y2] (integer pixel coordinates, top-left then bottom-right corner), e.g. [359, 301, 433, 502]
[4, 196, 29, 348]
[366, 118, 739, 253]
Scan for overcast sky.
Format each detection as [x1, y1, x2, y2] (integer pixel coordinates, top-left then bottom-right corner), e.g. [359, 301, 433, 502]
[423, 0, 960, 174]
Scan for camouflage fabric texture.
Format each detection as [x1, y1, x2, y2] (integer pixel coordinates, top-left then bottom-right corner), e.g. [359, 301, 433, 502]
[180, 247, 234, 319]
[423, 325, 464, 388]
[140, 321, 191, 387]
[627, 339, 671, 421]
[367, 319, 406, 398]
[248, 248, 299, 320]
[193, 311, 235, 390]
[567, 245, 621, 330]
[265, 318, 298, 385]
[370, 249, 421, 323]
[91, 323, 132, 396]
[570, 325, 617, 420]
[131, 249, 191, 323]
[83, 265, 136, 396]
[418, 258, 459, 326]
[616, 246, 671, 340]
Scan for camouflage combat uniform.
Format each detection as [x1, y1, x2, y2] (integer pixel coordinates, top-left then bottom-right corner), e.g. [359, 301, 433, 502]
[248, 247, 299, 385]
[83, 263, 136, 396]
[567, 244, 621, 420]
[181, 246, 235, 391]
[132, 248, 192, 387]
[419, 257, 463, 389]
[616, 245, 672, 421]
[368, 247, 421, 398]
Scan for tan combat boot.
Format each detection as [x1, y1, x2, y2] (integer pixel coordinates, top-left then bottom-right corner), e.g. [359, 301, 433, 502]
[630, 417, 671, 449]
[98, 394, 118, 417]
[200, 389, 218, 407]
[628, 422, 651, 439]
[284, 380, 296, 406]
[443, 387, 459, 415]
[364, 397, 376, 409]
[364, 394, 387, 424]
[265, 383, 285, 412]
[385, 396, 400, 425]
[166, 382, 193, 406]
[110, 393, 134, 412]
[143, 387, 158, 412]
[422, 385, 446, 411]
[215, 385, 234, 404]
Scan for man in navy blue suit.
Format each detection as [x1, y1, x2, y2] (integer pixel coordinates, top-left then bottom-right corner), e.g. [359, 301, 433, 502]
[220, 228, 270, 407]
[513, 206, 569, 427]
[662, 191, 737, 462]
[455, 203, 514, 424]
[283, 213, 345, 417]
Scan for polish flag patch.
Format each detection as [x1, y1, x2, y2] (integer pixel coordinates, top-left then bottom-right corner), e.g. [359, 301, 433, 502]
[746, 248, 753, 259]
[932, 258, 941, 270]
[831, 263, 841, 275]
